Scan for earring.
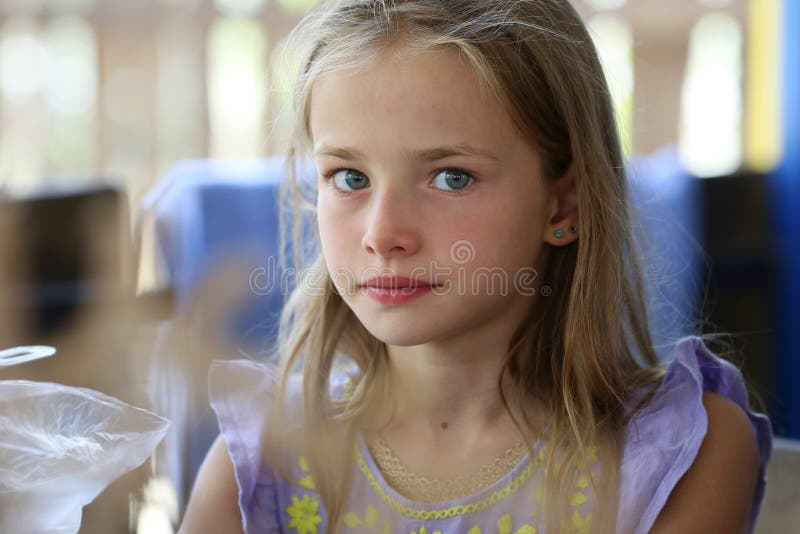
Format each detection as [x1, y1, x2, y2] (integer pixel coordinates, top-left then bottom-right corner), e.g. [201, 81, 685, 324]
[569, 226, 577, 234]
[554, 229, 564, 238]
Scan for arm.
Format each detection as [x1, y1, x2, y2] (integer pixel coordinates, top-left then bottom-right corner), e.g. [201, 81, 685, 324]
[650, 392, 761, 534]
[178, 435, 245, 534]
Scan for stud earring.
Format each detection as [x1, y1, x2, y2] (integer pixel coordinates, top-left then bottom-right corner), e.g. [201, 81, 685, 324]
[569, 226, 577, 234]
[555, 229, 564, 238]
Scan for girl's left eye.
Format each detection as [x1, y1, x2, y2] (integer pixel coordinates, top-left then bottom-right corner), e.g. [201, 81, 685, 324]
[431, 169, 474, 192]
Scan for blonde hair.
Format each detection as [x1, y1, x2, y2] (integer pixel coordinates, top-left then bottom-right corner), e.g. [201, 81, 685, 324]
[270, 1, 664, 531]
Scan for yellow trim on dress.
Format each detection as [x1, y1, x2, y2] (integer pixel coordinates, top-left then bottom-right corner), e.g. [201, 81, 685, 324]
[355, 445, 543, 520]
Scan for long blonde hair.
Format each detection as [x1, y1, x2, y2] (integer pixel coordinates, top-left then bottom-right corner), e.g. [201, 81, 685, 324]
[270, 1, 664, 531]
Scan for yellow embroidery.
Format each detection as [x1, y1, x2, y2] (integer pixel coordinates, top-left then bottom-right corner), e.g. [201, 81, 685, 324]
[343, 375, 355, 400]
[569, 491, 588, 506]
[498, 514, 512, 534]
[356, 446, 542, 520]
[570, 510, 592, 534]
[343, 504, 391, 533]
[409, 527, 442, 534]
[343, 513, 362, 528]
[569, 468, 593, 507]
[286, 494, 323, 534]
[497, 513, 538, 534]
[467, 527, 482, 534]
[365, 505, 380, 528]
[298, 456, 315, 490]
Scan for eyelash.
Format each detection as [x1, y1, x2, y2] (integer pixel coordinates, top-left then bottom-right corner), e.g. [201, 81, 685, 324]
[319, 167, 477, 196]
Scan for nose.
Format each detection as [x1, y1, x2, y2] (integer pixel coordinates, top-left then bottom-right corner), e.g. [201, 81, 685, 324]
[361, 188, 420, 259]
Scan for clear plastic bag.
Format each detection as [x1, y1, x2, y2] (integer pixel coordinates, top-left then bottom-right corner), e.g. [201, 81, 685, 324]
[0, 380, 170, 534]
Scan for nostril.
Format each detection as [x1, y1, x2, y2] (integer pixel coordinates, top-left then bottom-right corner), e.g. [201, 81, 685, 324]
[362, 234, 415, 257]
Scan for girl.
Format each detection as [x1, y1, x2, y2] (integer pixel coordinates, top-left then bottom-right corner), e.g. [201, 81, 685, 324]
[180, 1, 772, 532]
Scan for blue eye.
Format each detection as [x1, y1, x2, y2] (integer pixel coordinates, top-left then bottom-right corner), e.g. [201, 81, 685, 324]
[332, 169, 369, 191]
[432, 169, 473, 192]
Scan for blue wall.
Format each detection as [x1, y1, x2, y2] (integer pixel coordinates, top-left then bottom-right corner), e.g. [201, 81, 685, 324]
[772, 0, 800, 437]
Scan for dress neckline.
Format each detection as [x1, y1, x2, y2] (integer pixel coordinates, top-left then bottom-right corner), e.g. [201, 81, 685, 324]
[353, 434, 544, 519]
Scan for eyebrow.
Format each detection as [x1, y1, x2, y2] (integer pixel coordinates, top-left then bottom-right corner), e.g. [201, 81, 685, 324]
[314, 143, 500, 162]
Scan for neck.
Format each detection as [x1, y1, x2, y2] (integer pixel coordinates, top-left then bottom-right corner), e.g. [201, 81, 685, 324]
[379, 334, 526, 450]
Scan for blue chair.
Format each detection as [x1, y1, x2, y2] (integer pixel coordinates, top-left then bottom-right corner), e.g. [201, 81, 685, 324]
[140, 158, 292, 353]
[140, 158, 292, 507]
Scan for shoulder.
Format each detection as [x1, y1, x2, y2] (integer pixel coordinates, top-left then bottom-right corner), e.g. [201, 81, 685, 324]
[206, 359, 290, 532]
[618, 336, 773, 534]
[648, 391, 760, 533]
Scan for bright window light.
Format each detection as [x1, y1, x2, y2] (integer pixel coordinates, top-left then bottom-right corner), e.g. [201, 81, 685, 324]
[584, 0, 627, 11]
[213, 0, 266, 16]
[207, 17, 268, 158]
[0, 20, 46, 100]
[44, 16, 98, 176]
[679, 12, 743, 177]
[276, 0, 320, 14]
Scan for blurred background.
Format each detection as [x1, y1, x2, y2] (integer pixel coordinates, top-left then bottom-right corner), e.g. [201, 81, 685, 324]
[0, 0, 798, 532]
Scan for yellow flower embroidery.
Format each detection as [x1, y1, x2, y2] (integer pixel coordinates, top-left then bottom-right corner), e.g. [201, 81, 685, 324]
[569, 491, 588, 506]
[286, 494, 323, 534]
[365, 506, 379, 528]
[498, 514, 512, 534]
[497, 513, 538, 534]
[570, 510, 592, 534]
[343, 513, 362, 528]
[468, 527, 482, 534]
[569, 470, 591, 507]
[298, 456, 315, 490]
[409, 527, 442, 534]
[343, 505, 390, 533]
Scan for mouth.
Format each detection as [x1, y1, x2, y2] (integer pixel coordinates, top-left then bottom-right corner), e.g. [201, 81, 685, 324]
[359, 276, 439, 304]
[360, 276, 439, 290]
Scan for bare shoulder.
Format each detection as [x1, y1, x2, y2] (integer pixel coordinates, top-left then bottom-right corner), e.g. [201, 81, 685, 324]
[179, 434, 244, 534]
[650, 391, 760, 534]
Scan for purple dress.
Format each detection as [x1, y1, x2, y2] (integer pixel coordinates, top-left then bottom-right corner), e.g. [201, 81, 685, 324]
[209, 336, 772, 534]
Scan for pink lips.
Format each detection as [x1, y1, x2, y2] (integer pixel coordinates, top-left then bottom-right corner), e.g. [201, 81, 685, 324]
[360, 275, 437, 305]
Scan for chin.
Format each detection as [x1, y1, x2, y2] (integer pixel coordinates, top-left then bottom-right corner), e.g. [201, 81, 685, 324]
[360, 323, 432, 347]
[351, 311, 437, 347]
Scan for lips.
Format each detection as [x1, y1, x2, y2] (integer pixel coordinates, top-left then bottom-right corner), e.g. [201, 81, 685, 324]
[360, 276, 437, 305]
[360, 275, 436, 289]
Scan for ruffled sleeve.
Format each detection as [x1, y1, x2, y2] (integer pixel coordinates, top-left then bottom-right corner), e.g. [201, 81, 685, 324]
[209, 359, 282, 534]
[618, 336, 773, 534]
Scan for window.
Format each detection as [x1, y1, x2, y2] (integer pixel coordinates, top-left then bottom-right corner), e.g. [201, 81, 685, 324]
[207, 16, 268, 159]
[679, 12, 744, 177]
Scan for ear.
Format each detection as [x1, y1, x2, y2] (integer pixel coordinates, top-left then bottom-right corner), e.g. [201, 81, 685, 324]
[542, 163, 579, 246]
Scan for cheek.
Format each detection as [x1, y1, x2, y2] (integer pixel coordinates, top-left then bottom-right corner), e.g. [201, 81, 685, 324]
[317, 198, 355, 268]
[316, 197, 334, 250]
[464, 197, 547, 269]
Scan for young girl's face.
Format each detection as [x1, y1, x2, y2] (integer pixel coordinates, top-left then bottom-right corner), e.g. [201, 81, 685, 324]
[311, 45, 563, 349]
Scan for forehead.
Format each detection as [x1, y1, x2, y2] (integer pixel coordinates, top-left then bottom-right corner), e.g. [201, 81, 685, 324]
[308, 46, 527, 156]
